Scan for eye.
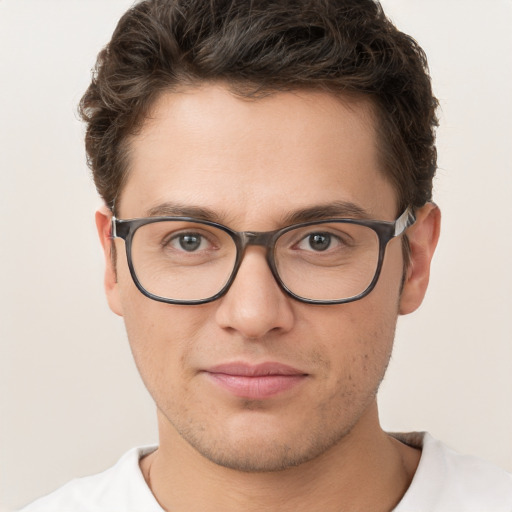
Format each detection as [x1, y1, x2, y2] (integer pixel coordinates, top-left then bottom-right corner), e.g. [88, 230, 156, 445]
[310, 233, 331, 251]
[167, 232, 210, 252]
[297, 232, 339, 252]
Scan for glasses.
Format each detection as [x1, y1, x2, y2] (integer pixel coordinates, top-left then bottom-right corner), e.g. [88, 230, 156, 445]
[111, 208, 415, 305]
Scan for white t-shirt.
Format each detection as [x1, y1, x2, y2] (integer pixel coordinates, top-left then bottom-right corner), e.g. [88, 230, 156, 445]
[20, 433, 512, 511]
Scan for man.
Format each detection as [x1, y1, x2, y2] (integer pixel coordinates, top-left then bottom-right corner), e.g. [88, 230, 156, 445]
[20, 0, 512, 510]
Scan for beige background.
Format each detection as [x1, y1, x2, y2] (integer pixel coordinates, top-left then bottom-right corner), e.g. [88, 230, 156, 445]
[1, 0, 511, 509]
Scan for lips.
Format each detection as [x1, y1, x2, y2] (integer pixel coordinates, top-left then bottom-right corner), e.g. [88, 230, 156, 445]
[204, 362, 308, 399]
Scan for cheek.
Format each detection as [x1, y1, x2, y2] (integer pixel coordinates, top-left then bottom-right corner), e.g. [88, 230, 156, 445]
[305, 284, 399, 390]
[119, 288, 208, 400]
[115, 249, 204, 361]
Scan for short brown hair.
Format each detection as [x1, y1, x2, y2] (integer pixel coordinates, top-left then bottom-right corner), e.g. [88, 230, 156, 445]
[79, 0, 438, 213]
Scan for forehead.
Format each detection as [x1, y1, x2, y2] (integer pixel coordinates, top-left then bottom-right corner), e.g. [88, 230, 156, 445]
[120, 85, 397, 225]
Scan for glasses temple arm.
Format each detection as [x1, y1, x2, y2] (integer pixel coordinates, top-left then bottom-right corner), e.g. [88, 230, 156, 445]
[394, 207, 416, 236]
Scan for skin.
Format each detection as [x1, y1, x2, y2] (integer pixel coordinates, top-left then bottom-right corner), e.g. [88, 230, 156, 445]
[96, 84, 440, 512]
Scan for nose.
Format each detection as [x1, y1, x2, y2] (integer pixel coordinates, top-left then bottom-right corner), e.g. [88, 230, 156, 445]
[214, 247, 295, 339]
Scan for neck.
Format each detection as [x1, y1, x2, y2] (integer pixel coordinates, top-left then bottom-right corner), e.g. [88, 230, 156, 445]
[140, 403, 420, 512]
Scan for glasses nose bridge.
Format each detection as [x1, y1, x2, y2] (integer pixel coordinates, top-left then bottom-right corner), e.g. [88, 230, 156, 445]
[228, 230, 280, 294]
[240, 230, 275, 249]
[235, 230, 277, 272]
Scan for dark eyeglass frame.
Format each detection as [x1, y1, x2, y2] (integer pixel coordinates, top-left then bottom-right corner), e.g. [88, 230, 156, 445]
[111, 207, 416, 306]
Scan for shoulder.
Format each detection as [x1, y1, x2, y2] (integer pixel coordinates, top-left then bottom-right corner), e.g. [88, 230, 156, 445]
[18, 446, 162, 512]
[393, 432, 512, 512]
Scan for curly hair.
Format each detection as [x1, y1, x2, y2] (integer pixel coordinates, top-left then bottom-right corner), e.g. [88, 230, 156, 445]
[79, 0, 438, 213]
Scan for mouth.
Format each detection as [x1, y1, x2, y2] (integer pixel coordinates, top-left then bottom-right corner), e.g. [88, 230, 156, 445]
[203, 362, 309, 400]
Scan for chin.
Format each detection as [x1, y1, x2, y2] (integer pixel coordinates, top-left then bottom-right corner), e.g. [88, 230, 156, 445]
[172, 410, 355, 473]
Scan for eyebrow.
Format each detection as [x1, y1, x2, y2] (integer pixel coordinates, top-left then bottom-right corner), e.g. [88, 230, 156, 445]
[280, 201, 371, 225]
[145, 200, 372, 227]
[145, 203, 226, 223]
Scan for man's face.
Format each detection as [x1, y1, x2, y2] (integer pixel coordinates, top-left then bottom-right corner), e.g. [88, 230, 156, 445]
[101, 85, 420, 471]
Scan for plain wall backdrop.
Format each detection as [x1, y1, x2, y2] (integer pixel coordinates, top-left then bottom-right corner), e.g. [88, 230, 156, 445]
[1, 0, 511, 509]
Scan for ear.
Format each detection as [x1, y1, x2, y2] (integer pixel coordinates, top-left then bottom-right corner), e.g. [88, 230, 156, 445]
[95, 206, 124, 317]
[399, 203, 441, 315]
